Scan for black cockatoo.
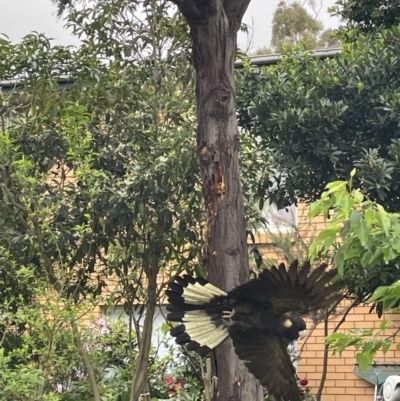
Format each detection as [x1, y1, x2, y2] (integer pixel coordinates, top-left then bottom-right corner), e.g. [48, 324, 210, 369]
[166, 260, 342, 401]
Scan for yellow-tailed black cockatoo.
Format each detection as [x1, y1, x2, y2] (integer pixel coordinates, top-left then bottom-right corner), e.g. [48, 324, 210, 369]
[167, 260, 342, 401]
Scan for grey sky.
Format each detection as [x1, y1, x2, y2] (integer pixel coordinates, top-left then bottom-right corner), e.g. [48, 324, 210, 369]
[0, 0, 340, 49]
[238, 0, 340, 50]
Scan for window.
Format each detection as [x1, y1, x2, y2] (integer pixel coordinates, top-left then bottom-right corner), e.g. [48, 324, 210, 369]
[260, 203, 297, 233]
[287, 341, 298, 370]
[104, 305, 173, 357]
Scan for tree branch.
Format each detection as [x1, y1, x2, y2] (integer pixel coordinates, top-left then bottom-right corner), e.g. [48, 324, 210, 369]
[316, 297, 356, 401]
[316, 314, 329, 401]
[169, 0, 251, 29]
[130, 267, 159, 401]
[168, 0, 217, 21]
[223, 0, 252, 27]
[1, 171, 29, 214]
[71, 321, 102, 401]
[332, 298, 357, 334]
[386, 326, 400, 340]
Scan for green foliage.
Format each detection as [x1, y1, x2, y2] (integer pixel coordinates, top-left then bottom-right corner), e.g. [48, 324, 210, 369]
[0, 268, 80, 401]
[326, 321, 393, 371]
[236, 25, 400, 212]
[0, 350, 55, 401]
[308, 173, 400, 370]
[308, 171, 400, 303]
[239, 132, 275, 232]
[0, 276, 204, 400]
[332, 0, 400, 34]
[309, 173, 400, 370]
[369, 281, 400, 312]
[0, 0, 202, 297]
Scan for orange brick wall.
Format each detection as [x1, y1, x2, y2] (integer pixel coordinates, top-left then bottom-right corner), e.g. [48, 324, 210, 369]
[296, 306, 400, 401]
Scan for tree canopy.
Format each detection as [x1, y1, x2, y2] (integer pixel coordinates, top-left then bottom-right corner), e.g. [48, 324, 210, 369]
[237, 24, 400, 213]
[332, 0, 400, 33]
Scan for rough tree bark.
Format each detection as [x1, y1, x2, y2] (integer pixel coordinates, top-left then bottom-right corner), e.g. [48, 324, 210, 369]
[169, 1, 263, 401]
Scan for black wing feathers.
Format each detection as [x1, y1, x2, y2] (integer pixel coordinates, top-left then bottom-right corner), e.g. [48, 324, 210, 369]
[304, 263, 328, 290]
[297, 260, 311, 285]
[168, 282, 184, 294]
[167, 311, 184, 321]
[230, 328, 302, 401]
[229, 260, 342, 316]
[309, 267, 337, 293]
[287, 259, 298, 284]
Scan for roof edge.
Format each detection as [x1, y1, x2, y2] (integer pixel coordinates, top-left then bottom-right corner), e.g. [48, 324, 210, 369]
[0, 47, 342, 88]
[235, 46, 341, 68]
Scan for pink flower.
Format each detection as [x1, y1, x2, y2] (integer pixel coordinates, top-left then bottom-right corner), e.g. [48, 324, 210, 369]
[174, 383, 182, 391]
[100, 325, 110, 335]
[165, 376, 174, 386]
[168, 389, 176, 397]
[97, 318, 106, 326]
[55, 383, 63, 393]
[300, 378, 308, 386]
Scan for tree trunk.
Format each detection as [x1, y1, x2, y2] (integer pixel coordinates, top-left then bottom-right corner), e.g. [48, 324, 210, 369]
[172, 1, 263, 400]
[130, 266, 158, 401]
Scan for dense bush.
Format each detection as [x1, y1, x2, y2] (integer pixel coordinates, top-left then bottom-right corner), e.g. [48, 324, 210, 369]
[0, 308, 204, 401]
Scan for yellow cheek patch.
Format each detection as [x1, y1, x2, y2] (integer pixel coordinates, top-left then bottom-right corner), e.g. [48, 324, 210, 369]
[283, 319, 293, 328]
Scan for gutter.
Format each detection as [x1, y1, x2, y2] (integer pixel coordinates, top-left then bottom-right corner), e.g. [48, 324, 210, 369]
[0, 47, 341, 89]
[0, 77, 73, 91]
[234, 46, 341, 68]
